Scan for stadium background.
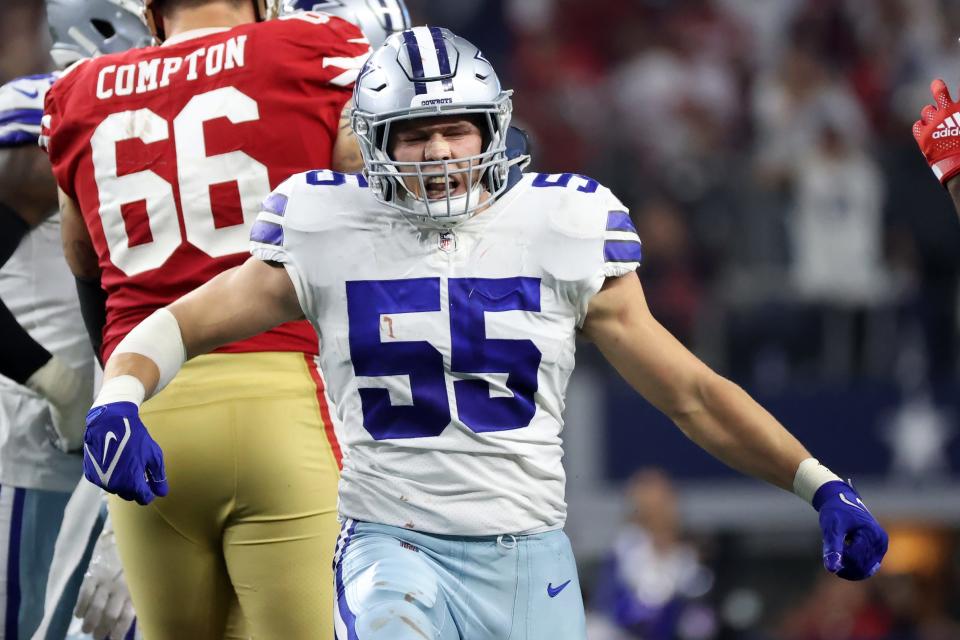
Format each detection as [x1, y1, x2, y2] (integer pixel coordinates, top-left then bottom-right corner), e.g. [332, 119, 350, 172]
[2, 0, 959, 637]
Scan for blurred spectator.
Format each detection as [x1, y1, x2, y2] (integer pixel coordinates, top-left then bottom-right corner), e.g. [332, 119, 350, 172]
[779, 525, 960, 640]
[788, 119, 888, 307]
[752, 45, 866, 186]
[778, 574, 892, 640]
[589, 469, 716, 640]
[635, 198, 709, 344]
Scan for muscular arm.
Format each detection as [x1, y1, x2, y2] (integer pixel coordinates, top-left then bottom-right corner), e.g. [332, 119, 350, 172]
[581, 272, 811, 491]
[59, 188, 100, 279]
[103, 256, 305, 394]
[331, 102, 364, 173]
[0, 146, 58, 223]
[59, 188, 109, 361]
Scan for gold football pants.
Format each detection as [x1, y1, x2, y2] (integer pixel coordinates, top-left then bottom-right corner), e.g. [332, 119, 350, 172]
[108, 352, 341, 639]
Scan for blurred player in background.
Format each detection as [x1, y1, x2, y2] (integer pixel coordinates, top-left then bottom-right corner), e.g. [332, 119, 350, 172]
[0, 3, 151, 639]
[914, 78, 960, 222]
[590, 469, 714, 640]
[39, 0, 389, 636]
[0, 72, 95, 640]
[84, 27, 889, 640]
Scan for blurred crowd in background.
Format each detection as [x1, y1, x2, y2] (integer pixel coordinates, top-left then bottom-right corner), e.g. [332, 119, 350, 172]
[3, 0, 960, 638]
[411, 0, 960, 391]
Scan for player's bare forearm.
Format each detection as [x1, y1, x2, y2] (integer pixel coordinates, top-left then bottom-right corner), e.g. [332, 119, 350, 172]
[582, 273, 810, 491]
[103, 353, 162, 394]
[0, 147, 58, 225]
[170, 256, 304, 358]
[58, 189, 101, 279]
[948, 176, 960, 221]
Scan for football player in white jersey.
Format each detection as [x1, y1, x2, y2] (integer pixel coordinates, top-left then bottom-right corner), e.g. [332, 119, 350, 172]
[0, 4, 149, 639]
[0, 72, 95, 640]
[82, 27, 889, 640]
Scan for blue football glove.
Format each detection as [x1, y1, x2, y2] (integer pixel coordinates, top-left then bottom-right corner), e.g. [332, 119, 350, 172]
[83, 403, 168, 505]
[813, 480, 888, 581]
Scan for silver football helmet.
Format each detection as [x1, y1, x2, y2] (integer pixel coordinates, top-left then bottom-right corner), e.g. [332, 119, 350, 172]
[278, 0, 410, 48]
[47, 0, 153, 69]
[352, 26, 522, 227]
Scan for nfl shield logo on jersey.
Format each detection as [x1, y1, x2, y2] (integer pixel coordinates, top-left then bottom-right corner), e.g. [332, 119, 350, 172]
[438, 231, 457, 253]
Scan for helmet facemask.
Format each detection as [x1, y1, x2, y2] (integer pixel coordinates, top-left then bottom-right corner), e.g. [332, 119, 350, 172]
[354, 92, 515, 228]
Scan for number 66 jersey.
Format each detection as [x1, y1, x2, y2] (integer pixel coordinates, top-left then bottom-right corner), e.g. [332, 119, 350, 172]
[251, 170, 642, 536]
[42, 13, 369, 361]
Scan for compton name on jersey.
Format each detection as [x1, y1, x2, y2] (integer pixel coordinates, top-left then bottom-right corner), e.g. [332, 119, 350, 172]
[94, 34, 248, 99]
[250, 170, 642, 536]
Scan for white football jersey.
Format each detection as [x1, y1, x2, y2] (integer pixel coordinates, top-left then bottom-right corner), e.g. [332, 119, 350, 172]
[0, 214, 93, 492]
[251, 171, 641, 535]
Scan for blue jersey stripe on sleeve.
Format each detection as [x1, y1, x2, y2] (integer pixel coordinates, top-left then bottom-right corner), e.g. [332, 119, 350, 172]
[606, 210, 636, 233]
[604, 239, 642, 263]
[0, 108, 41, 127]
[0, 130, 38, 147]
[261, 193, 288, 217]
[250, 221, 283, 246]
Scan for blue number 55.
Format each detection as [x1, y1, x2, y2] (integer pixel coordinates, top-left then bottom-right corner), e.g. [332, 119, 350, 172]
[346, 277, 542, 440]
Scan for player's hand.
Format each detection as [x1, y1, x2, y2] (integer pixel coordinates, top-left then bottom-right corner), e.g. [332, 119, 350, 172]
[813, 480, 888, 581]
[75, 514, 136, 640]
[25, 355, 94, 453]
[83, 403, 168, 505]
[913, 78, 960, 186]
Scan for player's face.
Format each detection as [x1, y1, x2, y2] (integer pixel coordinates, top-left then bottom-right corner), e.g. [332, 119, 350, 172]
[389, 115, 485, 201]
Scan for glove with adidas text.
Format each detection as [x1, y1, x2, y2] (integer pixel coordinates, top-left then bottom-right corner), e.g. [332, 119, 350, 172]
[813, 480, 888, 581]
[83, 401, 167, 505]
[913, 79, 960, 186]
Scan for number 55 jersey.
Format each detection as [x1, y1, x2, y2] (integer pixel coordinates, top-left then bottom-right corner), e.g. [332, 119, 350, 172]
[42, 13, 370, 361]
[251, 171, 643, 536]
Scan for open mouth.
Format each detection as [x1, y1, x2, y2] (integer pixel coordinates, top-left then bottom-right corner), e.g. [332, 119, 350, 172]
[423, 173, 466, 200]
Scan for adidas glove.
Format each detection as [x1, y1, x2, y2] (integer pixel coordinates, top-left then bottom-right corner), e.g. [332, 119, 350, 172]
[913, 78, 960, 186]
[83, 377, 167, 505]
[813, 480, 888, 581]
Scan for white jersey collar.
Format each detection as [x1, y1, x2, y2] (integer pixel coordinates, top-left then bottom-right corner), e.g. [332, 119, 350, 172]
[162, 27, 230, 46]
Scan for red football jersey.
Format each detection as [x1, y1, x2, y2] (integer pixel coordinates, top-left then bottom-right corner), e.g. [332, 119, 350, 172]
[43, 13, 369, 360]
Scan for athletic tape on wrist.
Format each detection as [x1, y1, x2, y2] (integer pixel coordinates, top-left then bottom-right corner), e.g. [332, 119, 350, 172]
[111, 308, 186, 396]
[93, 375, 146, 407]
[793, 457, 842, 505]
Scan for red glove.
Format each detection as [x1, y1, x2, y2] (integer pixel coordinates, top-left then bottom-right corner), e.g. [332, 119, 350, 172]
[914, 79, 960, 186]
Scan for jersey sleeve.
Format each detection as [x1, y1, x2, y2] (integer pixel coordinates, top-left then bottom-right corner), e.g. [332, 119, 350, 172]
[558, 183, 642, 328]
[249, 173, 319, 319]
[276, 12, 371, 89]
[0, 73, 57, 148]
[40, 66, 84, 199]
